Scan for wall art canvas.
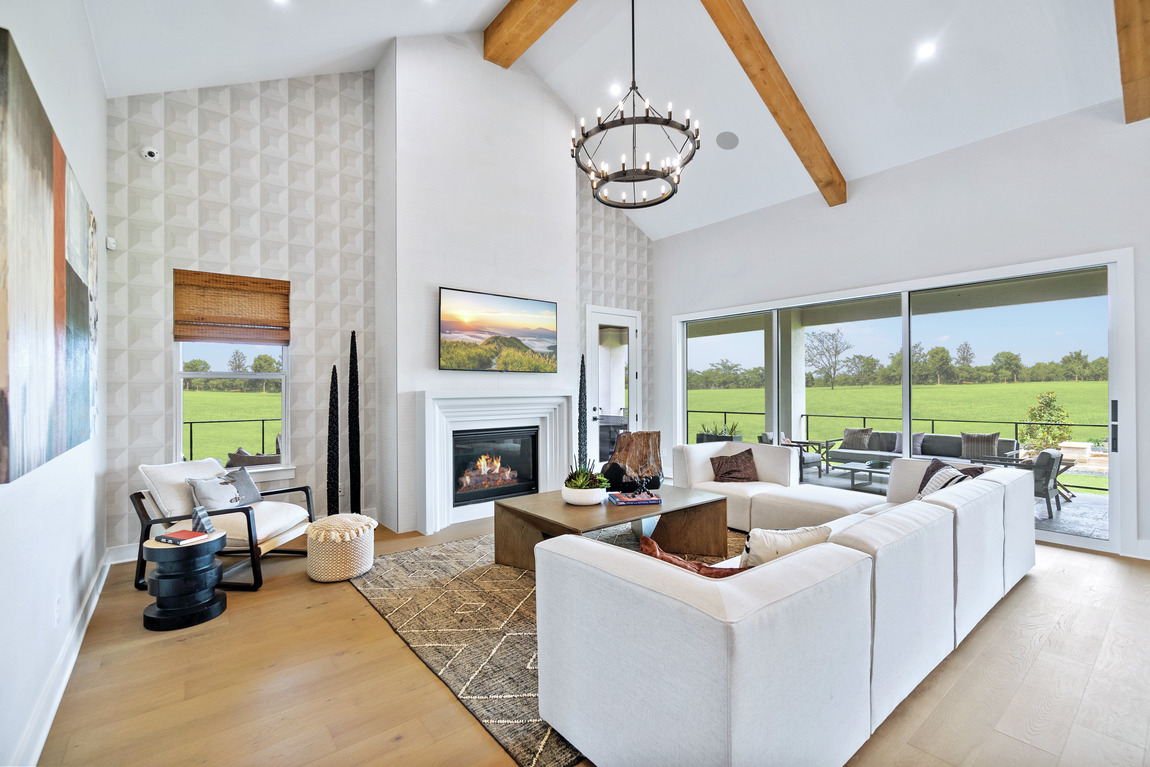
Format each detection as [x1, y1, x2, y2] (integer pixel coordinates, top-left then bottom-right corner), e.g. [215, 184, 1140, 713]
[439, 287, 557, 373]
[0, 28, 99, 484]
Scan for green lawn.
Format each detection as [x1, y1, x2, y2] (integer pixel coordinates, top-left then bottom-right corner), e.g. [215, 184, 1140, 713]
[182, 391, 282, 464]
[687, 381, 1110, 445]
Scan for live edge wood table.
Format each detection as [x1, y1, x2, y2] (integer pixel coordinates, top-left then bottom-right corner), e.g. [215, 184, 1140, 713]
[141, 530, 228, 631]
[494, 486, 728, 572]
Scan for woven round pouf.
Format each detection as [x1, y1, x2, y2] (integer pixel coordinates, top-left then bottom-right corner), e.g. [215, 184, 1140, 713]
[306, 514, 379, 582]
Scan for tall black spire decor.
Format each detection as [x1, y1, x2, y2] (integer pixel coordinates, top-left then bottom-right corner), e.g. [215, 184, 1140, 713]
[326, 364, 339, 515]
[577, 353, 588, 465]
[348, 331, 361, 514]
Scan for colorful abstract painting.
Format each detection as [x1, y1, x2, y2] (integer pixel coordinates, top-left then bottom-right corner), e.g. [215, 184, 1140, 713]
[0, 28, 99, 484]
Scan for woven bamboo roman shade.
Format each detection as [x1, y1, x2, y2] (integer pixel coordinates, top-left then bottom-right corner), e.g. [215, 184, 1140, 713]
[173, 269, 290, 345]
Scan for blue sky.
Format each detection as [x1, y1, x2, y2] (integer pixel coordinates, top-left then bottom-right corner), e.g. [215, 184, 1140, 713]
[688, 296, 1108, 370]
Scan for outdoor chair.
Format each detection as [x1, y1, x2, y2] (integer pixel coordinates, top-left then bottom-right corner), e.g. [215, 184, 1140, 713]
[132, 458, 315, 591]
[760, 433, 823, 482]
[1033, 448, 1063, 518]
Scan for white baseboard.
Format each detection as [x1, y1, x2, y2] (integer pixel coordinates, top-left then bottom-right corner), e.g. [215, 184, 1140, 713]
[11, 561, 108, 767]
[105, 542, 138, 565]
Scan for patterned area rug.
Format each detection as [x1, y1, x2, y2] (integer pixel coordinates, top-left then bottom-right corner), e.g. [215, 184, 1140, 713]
[351, 525, 746, 767]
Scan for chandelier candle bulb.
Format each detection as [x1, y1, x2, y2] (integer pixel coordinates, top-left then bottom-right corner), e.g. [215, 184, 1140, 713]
[685, 109, 690, 122]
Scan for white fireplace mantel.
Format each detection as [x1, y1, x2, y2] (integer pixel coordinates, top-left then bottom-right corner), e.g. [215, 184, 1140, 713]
[416, 391, 573, 534]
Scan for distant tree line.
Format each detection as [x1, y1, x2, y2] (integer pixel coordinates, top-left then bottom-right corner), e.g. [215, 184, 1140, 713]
[687, 332, 1107, 390]
[183, 350, 283, 392]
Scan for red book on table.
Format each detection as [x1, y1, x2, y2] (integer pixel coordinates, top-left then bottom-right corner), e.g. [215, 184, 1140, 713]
[155, 530, 212, 546]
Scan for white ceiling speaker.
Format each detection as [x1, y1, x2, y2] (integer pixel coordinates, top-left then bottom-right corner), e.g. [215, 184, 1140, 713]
[716, 132, 739, 150]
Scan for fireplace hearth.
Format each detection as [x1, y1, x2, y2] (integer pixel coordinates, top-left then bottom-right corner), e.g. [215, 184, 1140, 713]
[453, 427, 538, 507]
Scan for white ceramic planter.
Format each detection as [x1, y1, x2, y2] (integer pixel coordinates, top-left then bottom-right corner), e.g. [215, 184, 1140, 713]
[561, 486, 607, 506]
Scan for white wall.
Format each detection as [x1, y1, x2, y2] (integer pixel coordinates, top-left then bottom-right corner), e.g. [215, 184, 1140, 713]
[0, 3, 108, 763]
[652, 99, 1150, 553]
[374, 34, 577, 532]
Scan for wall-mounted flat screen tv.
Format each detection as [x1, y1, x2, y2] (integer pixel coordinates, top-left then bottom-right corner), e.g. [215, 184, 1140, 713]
[439, 287, 558, 372]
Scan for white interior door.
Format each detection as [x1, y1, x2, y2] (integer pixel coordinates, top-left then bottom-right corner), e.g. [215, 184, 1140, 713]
[586, 306, 642, 464]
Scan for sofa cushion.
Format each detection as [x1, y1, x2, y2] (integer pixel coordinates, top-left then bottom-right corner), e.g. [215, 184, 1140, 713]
[868, 431, 898, 452]
[741, 525, 831, 567]
[139, 458, 227, 518]
[750, 485, 885, 530]
[920, 433, 962, 458]
[827, 448, 900, 464]
[961, 432, 1001, 459]
[640, 536, 751, 578]
[841, 428, 873, 450]
[893, 432, 926, 455]
[693, 480, 779, 531]
[710, 449, 758, 482]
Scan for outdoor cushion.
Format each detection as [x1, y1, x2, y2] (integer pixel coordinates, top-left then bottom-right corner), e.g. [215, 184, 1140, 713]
[961, 432, 1001, 459]
[841, 428, 873, 450]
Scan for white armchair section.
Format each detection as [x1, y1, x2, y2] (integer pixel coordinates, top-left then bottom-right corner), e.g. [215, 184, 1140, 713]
[536, 535, 873, 767]
[672, 441, 798, 530]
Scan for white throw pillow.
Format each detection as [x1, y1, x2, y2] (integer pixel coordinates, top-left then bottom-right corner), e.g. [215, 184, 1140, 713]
[139, 458, 226, 517]
[915, 465, 970, 500]
[741, 525, 832, 568]
[186, 467, 263, 511]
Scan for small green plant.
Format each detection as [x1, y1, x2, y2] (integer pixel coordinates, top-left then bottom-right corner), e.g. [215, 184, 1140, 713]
[564, 456, 609, 489]
[701, 421, 740, 437]
[1089, 436, 1106, 447]
[1018, 390, 1072, 452]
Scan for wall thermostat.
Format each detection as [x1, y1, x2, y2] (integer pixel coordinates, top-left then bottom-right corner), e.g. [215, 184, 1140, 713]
[105, 236, 117, 251]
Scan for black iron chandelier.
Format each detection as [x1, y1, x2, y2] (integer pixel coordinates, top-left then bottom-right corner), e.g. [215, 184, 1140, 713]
[571, 0, 700, 209]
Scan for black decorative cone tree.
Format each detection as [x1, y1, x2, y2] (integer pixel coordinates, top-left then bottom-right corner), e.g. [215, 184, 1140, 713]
[327, 364, 339, 515]
[578, 353, 588, 465]
[348, 331, 361, 514]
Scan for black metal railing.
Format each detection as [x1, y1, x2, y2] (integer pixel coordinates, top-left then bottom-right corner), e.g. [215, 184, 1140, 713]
[684, 408, 1110, 493]
[183, 418, 281, 460]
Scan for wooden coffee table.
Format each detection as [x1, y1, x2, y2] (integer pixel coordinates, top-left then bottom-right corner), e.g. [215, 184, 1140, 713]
[494, 485, 728, 571]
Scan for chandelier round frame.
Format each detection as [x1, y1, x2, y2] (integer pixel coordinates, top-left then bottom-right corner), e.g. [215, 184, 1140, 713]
[570, 0, 700, 209]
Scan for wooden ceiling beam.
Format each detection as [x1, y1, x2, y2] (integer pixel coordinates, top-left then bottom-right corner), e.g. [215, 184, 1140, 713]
[699, 0, 847, 206]
[1115, 0, 1150, 123]
[484, 0, 579, 69]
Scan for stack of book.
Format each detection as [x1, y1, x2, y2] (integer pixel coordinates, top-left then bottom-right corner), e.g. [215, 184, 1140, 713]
[155, 529, 213, 546]
[608, 491, 662, 506]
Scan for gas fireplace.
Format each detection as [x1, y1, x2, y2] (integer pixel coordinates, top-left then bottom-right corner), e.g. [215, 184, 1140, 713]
[452, 427, 538, 507]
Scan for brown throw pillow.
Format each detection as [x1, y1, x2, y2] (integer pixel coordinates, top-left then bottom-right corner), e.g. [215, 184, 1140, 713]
[960, 465, 988, 479]
[840, 427, 873, 450]
[917, 458, 951, 493]
[639, 536, 750, 578]
[710, 449, 758, 482]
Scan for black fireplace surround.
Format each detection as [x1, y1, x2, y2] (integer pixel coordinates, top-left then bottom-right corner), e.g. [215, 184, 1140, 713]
[452, 427, 539, 507]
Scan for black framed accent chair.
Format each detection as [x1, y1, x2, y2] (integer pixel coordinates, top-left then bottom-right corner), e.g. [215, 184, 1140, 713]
[759, 433, 823, 482]
[132, 458, 315, 591]
[1033, 448, 1063, 519]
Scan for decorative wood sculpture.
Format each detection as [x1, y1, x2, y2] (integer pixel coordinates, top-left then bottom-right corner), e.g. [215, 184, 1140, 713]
[602, 431, 663, 492]
[577, 353, 588, 465]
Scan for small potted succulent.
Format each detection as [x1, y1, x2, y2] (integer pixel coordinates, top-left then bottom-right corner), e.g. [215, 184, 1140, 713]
[696, 421, 742, 444]
[562, 456, 610, 505]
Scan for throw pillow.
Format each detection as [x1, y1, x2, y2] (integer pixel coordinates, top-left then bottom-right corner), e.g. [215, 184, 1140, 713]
[639, 536, 750, 578]
[916, 465, 970, 499]
[186, 468, 263, 511]
[741, 525, 831, 568]
[916, 458, 950, 492]
[840, 427, 873, 451]
[710, 449, 758, 482]
[893, 432, 926, 454]
[961, 431, 1000, 459]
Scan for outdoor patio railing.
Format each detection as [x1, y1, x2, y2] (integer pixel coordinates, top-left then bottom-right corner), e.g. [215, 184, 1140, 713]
[183, 418, 281, 460]
[684, 408, 1109, 493]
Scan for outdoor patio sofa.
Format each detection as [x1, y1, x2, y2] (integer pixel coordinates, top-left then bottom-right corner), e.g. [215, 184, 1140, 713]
[827, 430, 1017, 465]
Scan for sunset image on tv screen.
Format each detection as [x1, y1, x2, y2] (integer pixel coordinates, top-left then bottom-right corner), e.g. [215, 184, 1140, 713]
[439, 288, 557, 372]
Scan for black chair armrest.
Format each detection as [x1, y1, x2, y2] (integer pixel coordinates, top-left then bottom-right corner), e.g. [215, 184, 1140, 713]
[260, 485, 316, 521]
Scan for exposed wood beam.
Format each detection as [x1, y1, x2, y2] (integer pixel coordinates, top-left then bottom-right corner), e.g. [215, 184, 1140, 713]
[484, 0, 579, 69]
[1115, 0, 1150, 123]
[699, 0, 847, 206]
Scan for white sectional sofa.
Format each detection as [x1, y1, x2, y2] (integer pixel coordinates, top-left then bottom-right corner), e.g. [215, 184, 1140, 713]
[671, 440, 883, 531]
[535, 456, 1035, 766]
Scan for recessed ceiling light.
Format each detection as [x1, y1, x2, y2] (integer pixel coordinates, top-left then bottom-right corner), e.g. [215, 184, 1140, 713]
[609, 83, 622, 97]
[916, 41, 937, 61]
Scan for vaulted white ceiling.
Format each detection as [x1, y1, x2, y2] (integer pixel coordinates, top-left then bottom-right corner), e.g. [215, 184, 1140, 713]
[82, 0, 1123, 240]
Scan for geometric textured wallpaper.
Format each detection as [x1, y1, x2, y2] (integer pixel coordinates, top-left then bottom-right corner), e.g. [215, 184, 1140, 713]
[104, 73, 376, 548]
[575, 170, 656, 422]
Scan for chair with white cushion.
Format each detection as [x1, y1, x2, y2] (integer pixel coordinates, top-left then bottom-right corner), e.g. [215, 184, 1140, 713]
[132, 458, 315, 591]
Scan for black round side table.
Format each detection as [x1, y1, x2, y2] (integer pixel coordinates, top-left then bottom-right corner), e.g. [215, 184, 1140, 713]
[142, 531, 228, 631]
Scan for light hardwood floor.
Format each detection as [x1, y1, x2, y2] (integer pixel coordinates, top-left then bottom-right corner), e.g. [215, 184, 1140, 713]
[41, 527, 1150, 767]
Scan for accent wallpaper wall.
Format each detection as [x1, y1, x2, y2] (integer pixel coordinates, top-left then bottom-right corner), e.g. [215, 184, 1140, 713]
[104, 72, 377, 548]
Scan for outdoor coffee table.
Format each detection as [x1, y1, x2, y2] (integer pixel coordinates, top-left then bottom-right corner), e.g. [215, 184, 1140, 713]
[494, 485, 728, 571]
[837, 461, 892, 491]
